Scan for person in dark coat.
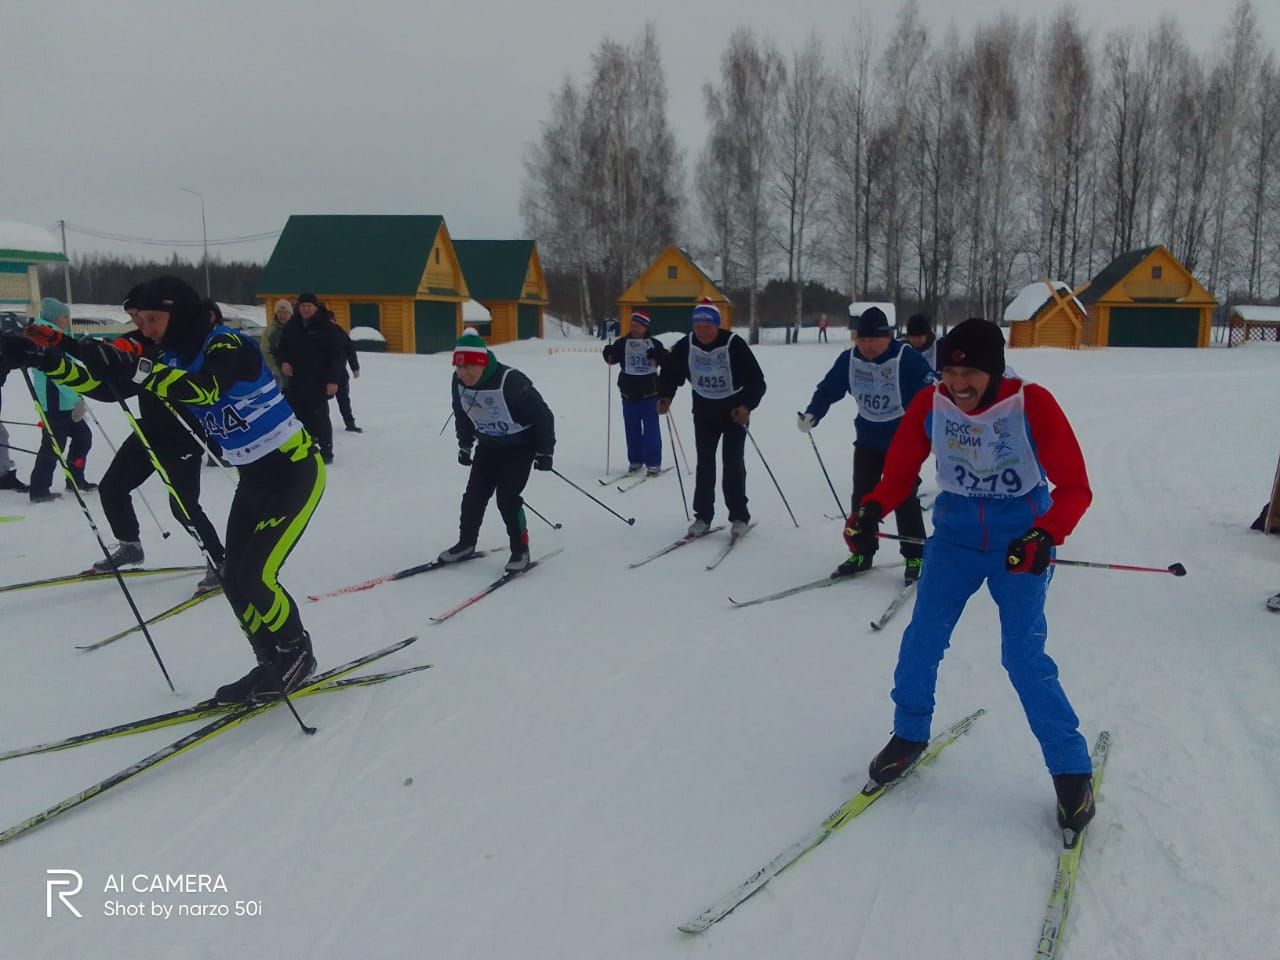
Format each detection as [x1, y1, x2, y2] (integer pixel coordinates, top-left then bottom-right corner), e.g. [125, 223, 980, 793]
[657, 300, 766, 537]
[330, 317, 362, 433]
[271, 293, 346, 463]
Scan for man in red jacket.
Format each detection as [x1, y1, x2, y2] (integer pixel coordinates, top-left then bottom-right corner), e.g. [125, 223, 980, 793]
[845, 318, 1097, 837]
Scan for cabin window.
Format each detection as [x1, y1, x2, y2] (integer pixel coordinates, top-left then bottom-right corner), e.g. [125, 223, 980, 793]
[1151, 265, 1162, 279]
[435, 248, 441, 264]
[349, 302, 381, 332]
[667, 266, 678, 279]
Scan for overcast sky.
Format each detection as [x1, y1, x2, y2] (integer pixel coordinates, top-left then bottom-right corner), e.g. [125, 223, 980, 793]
[2, 0, 1276, 266]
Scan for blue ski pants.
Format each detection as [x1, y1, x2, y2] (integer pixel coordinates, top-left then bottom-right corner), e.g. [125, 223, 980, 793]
[622, 396, 662, 469]
[891, 537, 1091, 775]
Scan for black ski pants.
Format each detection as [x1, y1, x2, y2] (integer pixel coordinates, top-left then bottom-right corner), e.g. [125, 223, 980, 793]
[288, 389, 333, 459]
[458, 442, 534, 551]
[99, 432, 224, 561]
[852, 442, 924, 560]
[692, 408, 749, 524]
[222, 435, 324, 655]
[333, 375, 356, 428]
[30, 410, 91, 494]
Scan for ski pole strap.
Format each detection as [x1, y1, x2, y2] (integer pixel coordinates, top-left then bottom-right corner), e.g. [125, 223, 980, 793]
[874, 531, 1187, 576]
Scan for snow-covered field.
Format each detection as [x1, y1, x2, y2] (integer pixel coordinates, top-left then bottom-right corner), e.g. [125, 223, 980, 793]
[1, 328, 1277, 960]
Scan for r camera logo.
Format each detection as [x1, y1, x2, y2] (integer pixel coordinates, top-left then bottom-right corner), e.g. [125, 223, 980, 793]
[46, 869, 83, 918]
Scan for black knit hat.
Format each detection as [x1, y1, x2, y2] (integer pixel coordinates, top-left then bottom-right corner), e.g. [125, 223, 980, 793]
[134, 275, 206, 356]
[937, 318, 1005, 379]
[855, 306, 891, 338]
[122, 283, 146, 311]
[906, 313, 932, 336]
[296, 292, 320, 307]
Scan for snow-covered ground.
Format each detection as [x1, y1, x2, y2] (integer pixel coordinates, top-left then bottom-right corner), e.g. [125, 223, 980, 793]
[1, 329, 1277, 960]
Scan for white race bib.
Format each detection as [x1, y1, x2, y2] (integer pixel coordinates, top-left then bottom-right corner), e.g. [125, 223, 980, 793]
[689, 338, 737, 400]
[849, 351, 904, 422]
[932, 385, 1044, 498]
[623, 338, 655, 377]
[459, 370, 530, 438]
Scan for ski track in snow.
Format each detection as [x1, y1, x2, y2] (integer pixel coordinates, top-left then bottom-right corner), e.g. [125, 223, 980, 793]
[1, 334, 1278, 959]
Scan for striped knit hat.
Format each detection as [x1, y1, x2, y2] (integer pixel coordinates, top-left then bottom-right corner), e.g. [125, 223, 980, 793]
[453, 328, 492, 367]
[630, 310, 651, 327]
[691, 298, 720, 326]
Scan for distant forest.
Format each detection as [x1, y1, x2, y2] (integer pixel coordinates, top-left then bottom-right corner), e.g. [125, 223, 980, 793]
[38, 254, 263, 307]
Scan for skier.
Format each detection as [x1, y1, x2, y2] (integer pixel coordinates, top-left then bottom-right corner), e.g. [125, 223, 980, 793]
[3, 275, 324, 703]
[844, 317, 1096, 834]
[798, 305, 934, 581]
[657, 300, 766, 538]
[602, 310, 668, 475]
[903, 313, 938, 370]
[27, 298, 95, 500]
[27, 285, 226, 587]
[438, 329, 555, 573]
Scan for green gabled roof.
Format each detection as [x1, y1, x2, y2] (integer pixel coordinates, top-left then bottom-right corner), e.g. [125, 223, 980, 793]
[0, 249, 68, 264]
[453, 240, 535, 301]
[258, 215, 444, 297]
[1079, 245, 1159, 306]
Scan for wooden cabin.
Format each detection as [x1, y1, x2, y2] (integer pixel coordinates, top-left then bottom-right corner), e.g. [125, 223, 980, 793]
[617, 246, 732, 334]
[0, 221, 68, 318]
[452, 240, 548, 344]
[1004, 281, 1087, 348]
[1078, 245, 1215, 348]
[257, 215, 469, 354]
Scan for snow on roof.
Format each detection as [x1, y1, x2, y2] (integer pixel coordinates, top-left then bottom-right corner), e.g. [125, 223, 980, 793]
[1003, 281, 1083, 323]
[462, 299, 491, 323]
[847, 302, 896, 327]
[1230, 305, 1280, 323]
[0, 221, 61, 255]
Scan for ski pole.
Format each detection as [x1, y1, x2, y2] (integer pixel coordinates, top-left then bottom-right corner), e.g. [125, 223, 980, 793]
[605, 342, 613, 476]
[549, 467, 636, 526]
[17, 368, 176, 692]
[667, 411, 692, 475]
[801, 420, 845, 516]
[746, 428, 799, 528]
[0, 440, 41, 457]
[524, 500, 563, 530]
[0, 418, 41, 428]
[82, 402, 171, 539]
[438, 411, 454, 437]
[666, 413, 690, 521]
[874, 532, 1188, 576]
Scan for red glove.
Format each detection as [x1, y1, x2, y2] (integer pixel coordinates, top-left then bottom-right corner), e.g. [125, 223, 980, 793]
[843, 502, 882, 556]
[1006, 527, 1054, 575]
[25, 325, 63, 349]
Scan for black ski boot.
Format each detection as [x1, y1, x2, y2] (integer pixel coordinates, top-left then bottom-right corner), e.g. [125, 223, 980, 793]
[438, 541, 477, 563]
[832, 553, 873, 579]
[506, 545, 530, 573]
[868, 733, 928, 786]
[1053, 773, 1096, 834]
[196, 562, 222, 593]
[93, 541, 145, 572]
[0, 469, 29, 492]
[212, 633, 315, 704]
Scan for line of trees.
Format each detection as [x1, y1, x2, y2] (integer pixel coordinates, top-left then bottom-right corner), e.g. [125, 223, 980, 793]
[523, 1, 1280, 340]
[38, 254, 264, 307]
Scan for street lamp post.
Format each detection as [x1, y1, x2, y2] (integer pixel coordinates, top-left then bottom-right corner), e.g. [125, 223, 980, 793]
[180, 187, 210, 298]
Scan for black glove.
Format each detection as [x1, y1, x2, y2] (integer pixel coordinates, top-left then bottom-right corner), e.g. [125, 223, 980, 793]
[78, 338, 140, 382]
[457, 447, 473, 466]
[1006, 527, 1054, 575]
[843, 502, 883, 557]
[0, 334, 44, 369]
[534, 453, 553, 472]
